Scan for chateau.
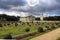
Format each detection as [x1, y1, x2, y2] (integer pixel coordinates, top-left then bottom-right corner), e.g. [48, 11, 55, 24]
[20, 15, 44, 22]
[20, 15, 35, 22]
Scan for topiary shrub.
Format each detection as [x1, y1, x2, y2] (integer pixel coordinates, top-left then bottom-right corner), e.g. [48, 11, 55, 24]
[22, 24, 24, 25]
[27, 22, 29, 25]
[51, 25, 56, 29]
[43, 28, 48, 31]
[0, 23, 3, 27]
[15, 23, 18, 26]
[32, 21, 33, 23]
[19, 21, 22, 23]
[3, 34, 12, 39]
[25, 28, 30, 32]
[29, 25, 31, 27]
[36, 21, 38, 23]
[45, 26, 51, 30]
[46, 26, 49, 28]
[38, 27, 44, 33]
[7, 24, 10, 26]
[4, 24, 6, 26]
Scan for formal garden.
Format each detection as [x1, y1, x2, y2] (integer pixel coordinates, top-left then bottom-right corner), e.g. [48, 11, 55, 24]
[0, 21, 60, 40]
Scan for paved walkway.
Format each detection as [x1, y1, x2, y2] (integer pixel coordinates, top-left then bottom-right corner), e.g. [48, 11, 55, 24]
[30, 28, 60, 40]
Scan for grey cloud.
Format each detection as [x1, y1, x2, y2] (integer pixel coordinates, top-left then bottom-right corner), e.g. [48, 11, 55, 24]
[0, 0, 60, 12]
[12, 0, 60, 12]
[0, 0, 26, 10]
[0, 0, 60, 16]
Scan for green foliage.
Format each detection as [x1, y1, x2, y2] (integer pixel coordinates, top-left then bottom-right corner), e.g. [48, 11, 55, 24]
[7, 24, 10, 26]
[44, 16, 60, 21]
[0, 22, 60, 39]
[57, 37, 60, 40]
[51, 25, 56, 29]
[25, 28, 30, 32]
[3, 34, 12, 39]
[0, 14, 20, 21]
[4, 24, 6, 26]
[38, 27, 44, 33]
[0, 23, 3, 27]
[45, 26, 51, 30]
[15, 23, 18, 26]
[0, 18, 6, 21]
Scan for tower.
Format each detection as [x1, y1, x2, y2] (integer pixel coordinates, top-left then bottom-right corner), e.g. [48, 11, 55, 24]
[40, 12, 43, 21]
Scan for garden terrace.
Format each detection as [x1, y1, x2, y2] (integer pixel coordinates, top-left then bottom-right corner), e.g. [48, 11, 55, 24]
[0, 21, 60, 40]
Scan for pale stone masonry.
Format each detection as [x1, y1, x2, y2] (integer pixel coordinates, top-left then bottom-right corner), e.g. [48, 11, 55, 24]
[20, 15, 44, 22]
[20, 15, 35, 22]
[40, 16, 43, 21]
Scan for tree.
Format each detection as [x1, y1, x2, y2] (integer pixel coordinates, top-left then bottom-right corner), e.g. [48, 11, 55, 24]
[0, 14, 20, 21]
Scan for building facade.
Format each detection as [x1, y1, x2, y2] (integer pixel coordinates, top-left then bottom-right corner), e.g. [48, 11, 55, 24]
[20, 15, 35, 22]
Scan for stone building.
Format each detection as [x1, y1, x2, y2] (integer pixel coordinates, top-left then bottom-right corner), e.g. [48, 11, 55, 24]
[20, 15, 35, 22]
[40, 13, 44, 21]
[40, 16, 43, 21]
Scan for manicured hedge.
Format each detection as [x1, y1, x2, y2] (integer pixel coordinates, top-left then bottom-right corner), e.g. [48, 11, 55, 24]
[13, 32, 38, 40]
[3, 34, 12, 39]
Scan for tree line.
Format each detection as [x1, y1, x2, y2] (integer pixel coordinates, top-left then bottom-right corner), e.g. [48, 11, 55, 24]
[35, 16, 60, 21]
[0, 14, 60, 21]
[0, 14, 20, 21]
[44, 16, 60, 21]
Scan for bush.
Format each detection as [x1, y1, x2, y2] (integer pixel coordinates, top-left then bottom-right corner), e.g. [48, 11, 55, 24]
[3, 34, 12, 39]
[32, 21, 33, 23]
[14, 33, 30, 39]
[25, 28, 30, 32]
[36, 21, 38, 23]
[43, 28, 48, 31]
[19, 21, 22, 23]
[7, 24, 10, 26]
[4, 24, 6, 26]
[57, 37, 60, 40]
[22, 24, 24, 25]
[29, 32, 38, 36]
[29, 25, 31, 27]
[0, 23, 3, 27]
[14, 32, 38, 39]
[38, 27, 44, 33]
[51, 25, 56, 29]
[45, 26, 51, 30]
[15, 23, 18, 26]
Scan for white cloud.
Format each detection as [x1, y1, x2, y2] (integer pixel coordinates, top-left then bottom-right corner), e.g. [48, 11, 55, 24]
[39, 0, 57, 6]
[26, 0, 39, 6]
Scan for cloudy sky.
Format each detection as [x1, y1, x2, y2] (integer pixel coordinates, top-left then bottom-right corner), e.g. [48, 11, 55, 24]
[0, 0, 60, 17]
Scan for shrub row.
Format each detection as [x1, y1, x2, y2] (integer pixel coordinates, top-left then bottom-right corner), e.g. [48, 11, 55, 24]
[13, 32, 38, 40]
[3, 34, 12, 39]
[3, 22, 60, 40]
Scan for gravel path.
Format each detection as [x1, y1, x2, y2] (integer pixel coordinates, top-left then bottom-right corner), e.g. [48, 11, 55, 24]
[30, 28, 60, 40]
